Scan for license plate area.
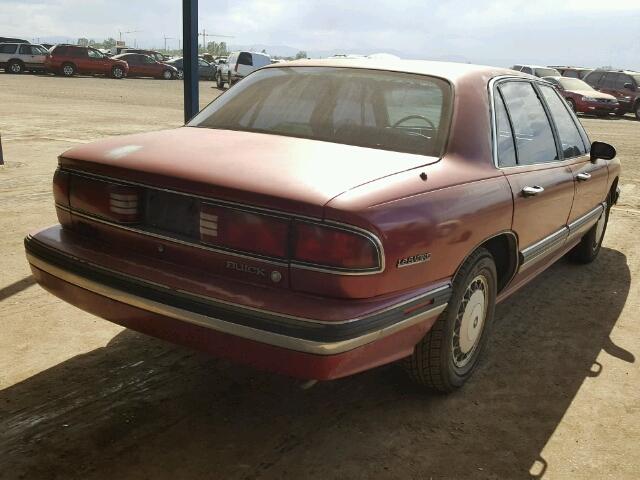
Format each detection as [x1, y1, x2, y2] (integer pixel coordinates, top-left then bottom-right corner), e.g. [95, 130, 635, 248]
[145, 190, 200, 239]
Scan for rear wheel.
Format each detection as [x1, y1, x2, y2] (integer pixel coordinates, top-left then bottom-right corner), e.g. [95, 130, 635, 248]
[7, 60, 24, 74]
[567, 202, 609, 264]
[635, 102, 640, 120]
[61, 63, 76, 77]
[566, 98, 576, 112]
[216, 72, 223, 88]
[162, 69, 173, 80]
[403, 248, 497, 392]
[111, 65, 125, 79]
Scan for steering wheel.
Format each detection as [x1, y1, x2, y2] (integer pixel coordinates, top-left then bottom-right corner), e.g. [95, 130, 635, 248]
[392, 114, 436, 130]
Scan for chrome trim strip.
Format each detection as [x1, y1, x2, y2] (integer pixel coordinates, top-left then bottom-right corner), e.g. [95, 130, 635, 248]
[567, 203, 605, 239]
[61, 166, 323, 221]
[29, 229, 447, 326]
[520, 227, 568, 270]
[27, 253, 447, 355]
[59, 168, 386, 276]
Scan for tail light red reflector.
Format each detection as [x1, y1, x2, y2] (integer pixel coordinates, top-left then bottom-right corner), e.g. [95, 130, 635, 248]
[53, 169, 70, 207]
[292, 222, 379, 270]
[69, 175, 141, 223]
[200, 204, 289, 258]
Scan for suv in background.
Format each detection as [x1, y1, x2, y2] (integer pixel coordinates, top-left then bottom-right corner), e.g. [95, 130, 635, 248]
[549, 66, 593, 80]
[0, 43, 49, 74]
[216, 51, 270, 88]
[511, 64, 561, 77]
[584, 69, 640, 119]
[45, 45, 129, 78]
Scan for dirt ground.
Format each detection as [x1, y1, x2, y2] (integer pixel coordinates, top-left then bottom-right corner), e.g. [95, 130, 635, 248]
[1, 74, 639, 480]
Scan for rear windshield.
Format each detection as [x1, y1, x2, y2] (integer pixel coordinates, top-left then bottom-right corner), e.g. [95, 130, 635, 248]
[535, 68, 560, 77]
[189, 67, 452, 157]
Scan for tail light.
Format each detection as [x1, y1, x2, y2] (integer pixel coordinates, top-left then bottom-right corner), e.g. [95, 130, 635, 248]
[200, 204, 289, 258]
[292, 221, 379, 270]
[53, 169, 70, 207]
[69, 175, 142, 224]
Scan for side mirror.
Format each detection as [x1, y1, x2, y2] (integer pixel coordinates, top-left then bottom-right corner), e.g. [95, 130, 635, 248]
[590, 141, 616, 162]
[624, 82, 635, 91]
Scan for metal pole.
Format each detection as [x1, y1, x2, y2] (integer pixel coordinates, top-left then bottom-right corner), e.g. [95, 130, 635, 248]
[0, 133, 4, 166]
[183, 0, 199, 123]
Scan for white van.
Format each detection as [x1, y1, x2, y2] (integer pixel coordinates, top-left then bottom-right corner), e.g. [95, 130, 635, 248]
[216, 51, 271, 88]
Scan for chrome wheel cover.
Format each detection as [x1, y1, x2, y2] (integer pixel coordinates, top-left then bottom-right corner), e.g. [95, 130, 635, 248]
[452, 275, 488, 368]
[163, 70, 171, 79]
[113, 67, 123, 78]
[10, 63, 21, 73]
[63, 65, 73, 75]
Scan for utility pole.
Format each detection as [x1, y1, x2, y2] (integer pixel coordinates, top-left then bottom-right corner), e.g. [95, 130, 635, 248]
[183, 0, 199, 122]
[163, 35, 175, 52]
[0, 133, 4, 166]
[198, 30, 233, 51]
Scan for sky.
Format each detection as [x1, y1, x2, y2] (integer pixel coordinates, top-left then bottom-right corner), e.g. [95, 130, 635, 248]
[2, 0, 639, 69]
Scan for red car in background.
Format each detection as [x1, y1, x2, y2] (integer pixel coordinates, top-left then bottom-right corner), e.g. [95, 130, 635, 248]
[46, 45, 128, 78]
[113, 53, 178, 80]
[543, 76, 619, 116]
[26, 60, 620, 392]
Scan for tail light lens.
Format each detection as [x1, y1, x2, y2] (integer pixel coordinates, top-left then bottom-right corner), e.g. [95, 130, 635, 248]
[53, 169, 70, 207]
[200, 204, 289, 258]
[69, 175, 142, 224]
[292, 222, 379, 270]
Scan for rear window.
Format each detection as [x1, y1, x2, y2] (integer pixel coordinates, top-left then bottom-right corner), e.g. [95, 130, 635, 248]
[190, 67, 452, 157]
[534, 68, 560, 77]
[0, 44, 17, 54]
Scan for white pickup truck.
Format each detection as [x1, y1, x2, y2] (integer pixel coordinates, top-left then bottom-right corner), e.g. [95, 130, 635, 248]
[215, 51, 271, 89]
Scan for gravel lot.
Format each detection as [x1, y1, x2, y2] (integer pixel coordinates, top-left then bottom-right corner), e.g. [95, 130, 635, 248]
[1, 74, 639, 480]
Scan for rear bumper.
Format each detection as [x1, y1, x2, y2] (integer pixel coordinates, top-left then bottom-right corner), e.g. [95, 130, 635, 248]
[25, 231, 450, 380]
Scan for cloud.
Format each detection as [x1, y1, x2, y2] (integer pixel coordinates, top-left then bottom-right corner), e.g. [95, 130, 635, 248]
[1, 0, 639, 69]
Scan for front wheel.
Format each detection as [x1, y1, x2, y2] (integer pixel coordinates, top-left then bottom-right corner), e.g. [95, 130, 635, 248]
[403, 248, 497, 392]
[111, 66, 125, 79]
[567, 202, 609, 264]
[216, 72, 223, 88]
[162, 69, 173, 80]
[566, 98, 576, 112]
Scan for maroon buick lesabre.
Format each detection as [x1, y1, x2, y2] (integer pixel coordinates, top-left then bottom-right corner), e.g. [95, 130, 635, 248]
[25, 60, 620, 392]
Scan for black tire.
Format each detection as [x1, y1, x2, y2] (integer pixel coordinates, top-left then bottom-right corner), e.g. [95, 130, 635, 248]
[403, 248, 497, 392]
[111, 65, 125, 79]
[216, 72, 223, 88]
[566, 98, 576, 112]
[567, 202, 610, 264]
[634, 102, 640, 121]
[7, 60, 24, 74]
[162, 69, 173, 80]
[227, 73, 232, 88]
[61, 63, 76, 77]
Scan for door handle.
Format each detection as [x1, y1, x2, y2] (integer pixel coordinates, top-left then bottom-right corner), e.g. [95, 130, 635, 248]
[522, 185, 544, 197]
[576, 172, 592, 181]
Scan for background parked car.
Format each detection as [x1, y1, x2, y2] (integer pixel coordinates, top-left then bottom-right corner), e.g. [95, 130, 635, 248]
[119, 48, 169, 62]
[0, 43, 49, 74]
[549, 66, 593, 79]
[511, 64, 561, 77]
[543, 76, 619, 116]
[45, 45, 128, 78]
[216, 51, 271, 88]
[166, 57, 216, 80]
[113, 53, 177, 80]
[584, 69, 640, 119]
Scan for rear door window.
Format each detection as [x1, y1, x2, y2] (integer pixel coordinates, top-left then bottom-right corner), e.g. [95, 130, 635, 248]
[19, 44, 34, 54]
[539, 85, 586, 158]
[71, 47, 87, 58]
[494, 91, 517, 167]
[499, 81, 558, 165]
[601, 73, 617, 89]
